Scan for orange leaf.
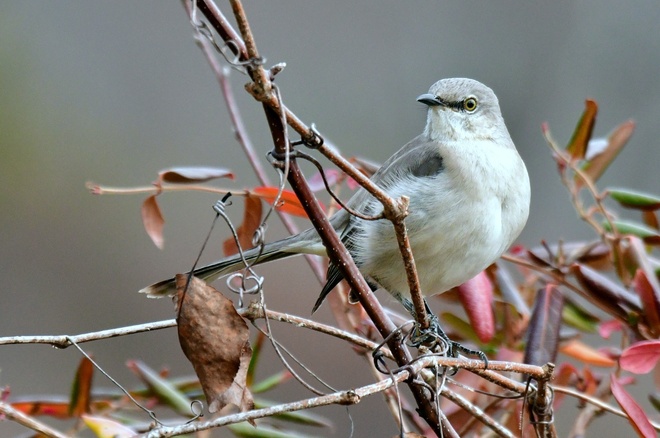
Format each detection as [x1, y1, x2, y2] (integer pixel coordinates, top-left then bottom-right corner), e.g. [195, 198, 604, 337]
[566, 99, 598, 160]
[69, 357, 94, 417]
[141, 195, 165, 249]
[252, 186, 323, 218]
[223, 194, 263, 256]
[559, 339, 616, 367]
[578, 120, 634, 189]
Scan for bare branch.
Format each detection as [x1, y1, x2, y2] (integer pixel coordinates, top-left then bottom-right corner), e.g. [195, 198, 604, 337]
[0, 402, 68, 438]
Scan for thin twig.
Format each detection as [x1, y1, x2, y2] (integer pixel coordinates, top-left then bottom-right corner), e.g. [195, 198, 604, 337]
[0, 319, 176, 347]
[0, 402, 68, 438]
[554, 384, 660, 432]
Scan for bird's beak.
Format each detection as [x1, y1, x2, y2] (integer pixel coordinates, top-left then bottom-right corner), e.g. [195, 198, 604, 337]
[416, 93, 445, 107]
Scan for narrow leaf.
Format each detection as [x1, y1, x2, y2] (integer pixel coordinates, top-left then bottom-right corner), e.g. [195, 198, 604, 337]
[251, 370, 292, 394]
[456, 271, 495, 343]
[566, 99, 598, 160]
[254, 397, 331, 427]
[223, 194, 262, 256]
[609, 188, 660, 211]
[493, 263, 530, 316]
[252, 186, 324, 218]
[69, 357, 94, 417]
[633, 269, 660, 335]
[158, 167, 234, 184]
[560, 339, 616, 367]
[562, 299, 599, 333]
[580, 120, 635, 187]
[126, 360, 192, 416]
[82, 415, 136, 438]
[611, 374, 656, 438]
[141, 195, 165, 249]
[570, 263, 641, 316]
[228, 422, 318, 438]
[524, 284, 564, 366]
[620, 340, 660, 374]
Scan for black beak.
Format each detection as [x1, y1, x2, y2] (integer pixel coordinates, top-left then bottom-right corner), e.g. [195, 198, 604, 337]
[416, 93, 445, 107]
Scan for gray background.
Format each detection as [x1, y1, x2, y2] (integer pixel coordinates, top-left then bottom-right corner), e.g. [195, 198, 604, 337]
[1, 1, 659, 436]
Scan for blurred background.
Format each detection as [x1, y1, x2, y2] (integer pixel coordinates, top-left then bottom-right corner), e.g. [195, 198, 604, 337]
[1, 1, 659, 436]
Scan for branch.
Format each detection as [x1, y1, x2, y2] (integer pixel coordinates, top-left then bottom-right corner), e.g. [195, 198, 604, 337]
[0, 319, 176, 347]
[0, 402, 68, 438]
[139, 355, 438, 438]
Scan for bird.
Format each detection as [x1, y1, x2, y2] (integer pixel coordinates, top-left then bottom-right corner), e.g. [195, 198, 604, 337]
[141, 78, 530, 325]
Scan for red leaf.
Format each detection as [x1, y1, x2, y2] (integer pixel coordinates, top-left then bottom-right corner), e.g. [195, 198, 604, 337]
[157, 167, 235, 184]
[456, 271, 494, 343]
[620, 340, 660, 374]
[633, 267, 660, 336]
[610, 374, 656, 438]
[223, 195, 262, 256]
[252, 186, 324, 218]
[566, 99, 598, 160]
[141, 195, 165, 249]
[598, 319, 624, 339]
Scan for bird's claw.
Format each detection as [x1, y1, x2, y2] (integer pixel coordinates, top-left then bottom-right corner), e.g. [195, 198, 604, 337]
[409, 315, 489, 369]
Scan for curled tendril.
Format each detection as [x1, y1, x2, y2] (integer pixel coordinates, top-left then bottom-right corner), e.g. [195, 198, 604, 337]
[186, 400, 204, 423]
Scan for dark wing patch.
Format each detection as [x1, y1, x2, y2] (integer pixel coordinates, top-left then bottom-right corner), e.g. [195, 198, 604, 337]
[410, 154, 443, 178]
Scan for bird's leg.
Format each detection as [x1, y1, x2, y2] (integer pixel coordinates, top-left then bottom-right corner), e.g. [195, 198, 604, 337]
[399, 296, 488, 366]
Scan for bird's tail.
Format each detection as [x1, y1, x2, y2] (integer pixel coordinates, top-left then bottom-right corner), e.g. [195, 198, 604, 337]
[139, 231, 320, 298]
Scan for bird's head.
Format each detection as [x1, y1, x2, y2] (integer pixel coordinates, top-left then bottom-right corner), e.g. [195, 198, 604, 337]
[417, 78, 510, 145]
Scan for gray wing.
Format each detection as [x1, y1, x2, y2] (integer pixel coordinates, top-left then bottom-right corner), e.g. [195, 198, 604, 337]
[313, 134, 444, 312]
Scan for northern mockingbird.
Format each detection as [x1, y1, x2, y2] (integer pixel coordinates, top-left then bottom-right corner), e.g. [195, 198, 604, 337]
[142, 78, 530, 330]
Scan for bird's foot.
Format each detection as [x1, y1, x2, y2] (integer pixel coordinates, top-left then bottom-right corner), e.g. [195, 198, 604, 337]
[409, 313, 489, 368]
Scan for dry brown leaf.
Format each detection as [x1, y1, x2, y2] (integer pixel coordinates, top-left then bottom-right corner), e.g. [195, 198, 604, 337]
[223, 194, 262, 256]
[175, 275, 253, 414]
[141, 194, 165, 249]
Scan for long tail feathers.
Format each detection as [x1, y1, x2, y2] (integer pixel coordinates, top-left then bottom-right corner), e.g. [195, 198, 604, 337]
[139, 240, 302, 298]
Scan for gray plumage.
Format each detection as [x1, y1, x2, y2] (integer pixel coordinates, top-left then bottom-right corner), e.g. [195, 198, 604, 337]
[141, 78, 530, 315]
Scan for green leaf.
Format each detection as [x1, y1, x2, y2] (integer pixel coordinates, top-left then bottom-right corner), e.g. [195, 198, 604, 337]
[252, 370, 291, 394]
[609, 188, 660, 211]
[603, 220, 660, 245]
[126, 360, 192, 416]
[562, 300, 599, 333]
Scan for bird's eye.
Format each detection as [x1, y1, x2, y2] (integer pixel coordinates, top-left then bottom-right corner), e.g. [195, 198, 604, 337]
[463, 97, 478, 112]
